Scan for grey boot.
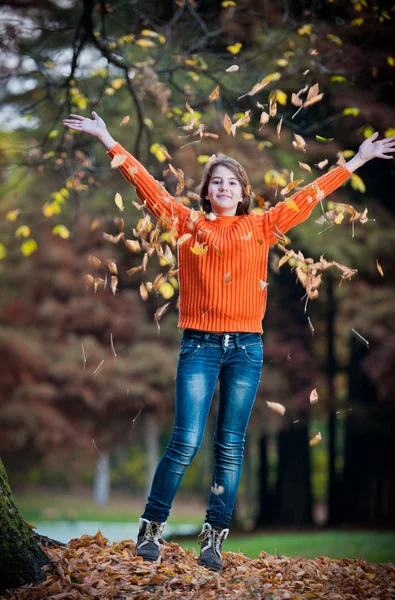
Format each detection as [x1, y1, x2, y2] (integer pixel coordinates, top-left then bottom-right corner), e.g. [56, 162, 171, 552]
[136, 517, 166, 561]
[197, 522, 229, 571]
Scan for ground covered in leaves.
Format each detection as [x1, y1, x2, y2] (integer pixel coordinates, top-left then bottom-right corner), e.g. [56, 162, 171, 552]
[2, 532, 394, 600]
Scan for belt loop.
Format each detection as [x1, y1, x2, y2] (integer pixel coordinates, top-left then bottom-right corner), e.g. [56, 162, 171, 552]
[235, 333, 241, 349]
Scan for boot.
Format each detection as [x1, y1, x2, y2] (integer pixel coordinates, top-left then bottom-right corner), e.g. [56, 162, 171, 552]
[136, 517, 166, 561]
[197, 522, 229, 572]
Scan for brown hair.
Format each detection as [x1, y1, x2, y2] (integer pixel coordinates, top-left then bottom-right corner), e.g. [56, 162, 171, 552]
[196, 154, 253, 215]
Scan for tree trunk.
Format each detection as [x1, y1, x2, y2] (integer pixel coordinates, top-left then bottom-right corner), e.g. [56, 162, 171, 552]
[93, 452, 110, 506]
[0, 457, 49, 593]
[145, 412, 160, 499]
[326, 277, 339, 525]
[273, 420, 313, 525]
[255, 434, 272, 527]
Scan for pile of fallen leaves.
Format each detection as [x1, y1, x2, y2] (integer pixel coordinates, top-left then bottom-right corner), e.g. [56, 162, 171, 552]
[2, 532, 394, 599]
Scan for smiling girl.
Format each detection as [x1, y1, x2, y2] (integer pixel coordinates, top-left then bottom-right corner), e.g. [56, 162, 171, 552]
[63, 111, 395, 571]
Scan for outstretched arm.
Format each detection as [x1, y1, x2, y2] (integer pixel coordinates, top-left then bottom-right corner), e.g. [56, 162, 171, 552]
[63, 112, 191, 234]
[261, 132, 395, 246]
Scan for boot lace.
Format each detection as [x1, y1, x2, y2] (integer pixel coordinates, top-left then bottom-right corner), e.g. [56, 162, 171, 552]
[198, 526, 228, 558]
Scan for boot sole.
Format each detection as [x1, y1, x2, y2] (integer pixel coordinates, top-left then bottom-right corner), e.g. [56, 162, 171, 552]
[197, 560, 222, 572]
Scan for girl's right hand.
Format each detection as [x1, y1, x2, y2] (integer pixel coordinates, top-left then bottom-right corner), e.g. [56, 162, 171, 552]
[63, 111, 116, 150]
[63, 111, 108, 138]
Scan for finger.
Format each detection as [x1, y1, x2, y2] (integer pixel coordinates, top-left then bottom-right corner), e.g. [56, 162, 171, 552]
[368, 131, 379, 141]
[91, 111, 100, 119]
[68, 114, 84, 120]
[379, 154, 393, 159]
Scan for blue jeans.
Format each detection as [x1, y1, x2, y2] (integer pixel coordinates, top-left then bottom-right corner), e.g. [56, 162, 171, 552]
[141, 330, 263, 529]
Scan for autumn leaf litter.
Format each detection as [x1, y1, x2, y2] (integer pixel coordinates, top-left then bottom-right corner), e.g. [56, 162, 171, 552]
[2, 531, 394, 599]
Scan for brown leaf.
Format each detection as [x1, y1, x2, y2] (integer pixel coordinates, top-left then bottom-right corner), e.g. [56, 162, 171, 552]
[108, 261, 118, 275]
[223, 113, 233, 135]
[154, 302, 171, 333]
[120, 115, 130, 126]
[224, 272, 232, 283]
[376, 259, 384, 277]
[309, 432, 322, 446]
[291, 93, 303, 107]
[258, 280, 268, 291]
[111, 276, 118, 296]
[298, 161, 311, 172]
[266, 401, 286, 415]
[177, 233, 192, 246]
[310, 388, 319, 404]
[292, 133, 307, 152]
[88, 255, 102, 269]
[125, 239, 141, 253]
[277, 116, 283, 139]
[209, 85, 220, 102]
[111, 154, 127, 168]
[140, 282, 149, 301]
[126, 265, 142, 277]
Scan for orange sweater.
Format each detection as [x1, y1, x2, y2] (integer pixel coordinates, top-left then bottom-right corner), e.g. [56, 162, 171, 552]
[108, 143, 351, 333]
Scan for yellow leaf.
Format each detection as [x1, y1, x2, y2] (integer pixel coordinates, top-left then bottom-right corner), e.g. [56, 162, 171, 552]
[327, 34, 343, 46]
[15, 225, 30, 238]
[52, 225, 70, 239]
[361, 126, 374, 139]
[6, 209, 21, 222]
[158, 282, 175, 299]
[114, 192, 124, 212]
[105, 87, 115, 96]
[136, 38, 156, 48]
[335, 212, 344, 224]
[197, 155, 210, 163]
[285, 198, 300, 212]
[0, 243, 7, 259]
[351, 18, 364, 26]
[270, 89, 287, 105]
[298, 24, 312, 35]
[266, 401, 286, 415]
[376, 259, 384, 277]
[330, 75, 347, 83]
[111, 78, 126, 89]
[242, 133, 254, 140]
[387, 56, 395, 67]
[190, 242, 208, 256]
[343, 107, 360, 116]
[48, 130, 58, 138]
[111, 154, 127, 168]
[384, 128, 395, 137]
[221, 0, 236, 5]
[309, 432, 322, 446]
[227, 42, 242, 55]
[351, 173, 366, 193]
[21, 238, 37, 257]
[150, 143, 171, 163]
[277, 58, 288, 67]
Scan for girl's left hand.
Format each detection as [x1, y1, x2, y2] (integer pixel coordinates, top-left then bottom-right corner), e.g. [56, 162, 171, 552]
[357, 132, 395, 162]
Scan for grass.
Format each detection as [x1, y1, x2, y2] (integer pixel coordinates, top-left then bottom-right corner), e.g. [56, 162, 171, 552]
[172, 531, 395, 565]
[13, 489, 395, 564]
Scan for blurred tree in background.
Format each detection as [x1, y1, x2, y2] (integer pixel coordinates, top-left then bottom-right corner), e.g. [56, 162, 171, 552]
[0, 0, 395, 530]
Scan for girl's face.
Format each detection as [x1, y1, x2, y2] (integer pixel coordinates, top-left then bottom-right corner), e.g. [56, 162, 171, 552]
[207, 165, 243, 216]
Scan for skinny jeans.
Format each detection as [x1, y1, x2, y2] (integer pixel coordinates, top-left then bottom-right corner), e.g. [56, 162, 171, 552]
[141, 329, 263, 530]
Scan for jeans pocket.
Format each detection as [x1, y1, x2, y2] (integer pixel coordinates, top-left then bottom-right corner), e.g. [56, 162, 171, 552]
[179, 339, 203, 358]
[242, 343, 264, 366]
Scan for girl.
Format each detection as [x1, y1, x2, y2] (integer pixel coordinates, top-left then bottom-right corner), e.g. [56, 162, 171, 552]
[63, 112, 394, 571]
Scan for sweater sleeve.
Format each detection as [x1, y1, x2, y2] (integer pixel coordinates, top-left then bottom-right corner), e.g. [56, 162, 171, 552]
[107, 142, 191, 235]
[260, 166, 351, 246]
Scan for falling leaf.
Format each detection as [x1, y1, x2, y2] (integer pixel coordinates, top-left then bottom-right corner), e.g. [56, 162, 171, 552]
[226, 64, 239, 72]
[227, 42, 243, 55]
[177, 233, 192, 246]
[292, 133, 307, 152]
[316, 135, 334, 142]
[150, 143, 171, 163]
[259, 280, 268, 291]
[111, 276, 118, 295]
[298, 162, 311, 172]
[309, 432, 322, 446]
[126, 265, 142, 277]
[154, 302, 171, 333]
[213, 245, 223, 256]
[140, 282, 149, 301]
[277, 117, 283, 139]
[343, 107, 360, 117]
[209, 86, 220, 102]
[189, 208, 200, 223]
[103, 232, 124, 244]
[21, 238, 37, 257]
[315, 159, 328, 170]
[308, 317, 314, 336]
[114, 192, 124, 212]
[241, 232, 252, 240]
[376, 260, 384, 277]
[159, 282, 175, 299]
[335, 212, 344, 225]
[128, 166, 138, 181]
[223, 113, 233, 134]
[337, 154, 347, 168]
[224, 272, 232, 283]
[190, 242, 208, 256]
[120, 115, 130, 126]
[136, 38, 156, 48]
[285, 198, 300, 212]
[266, 401, 286, 416]
[111, 154, 127, 168]
[6, 209, 21, 222]
[350, 173, 366, 193]
[310, 388, 319, 404]
[291, 93, 303, 107]
[108, 261, 118, 275]
[15, 225, 31, 238]
[88, 255, 102, 269]
[281, 180, 304, 196]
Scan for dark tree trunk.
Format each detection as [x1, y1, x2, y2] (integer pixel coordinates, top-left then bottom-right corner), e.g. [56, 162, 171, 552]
[0, 458, 49, 593]
[255, 434, 272, 527]
[326, 277, 340, 525]
[273, 420, 313, 526]
[341, 337, 395, 526]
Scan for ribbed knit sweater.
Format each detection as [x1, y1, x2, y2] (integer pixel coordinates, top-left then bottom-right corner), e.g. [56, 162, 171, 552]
[108, 143, 351, 333]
